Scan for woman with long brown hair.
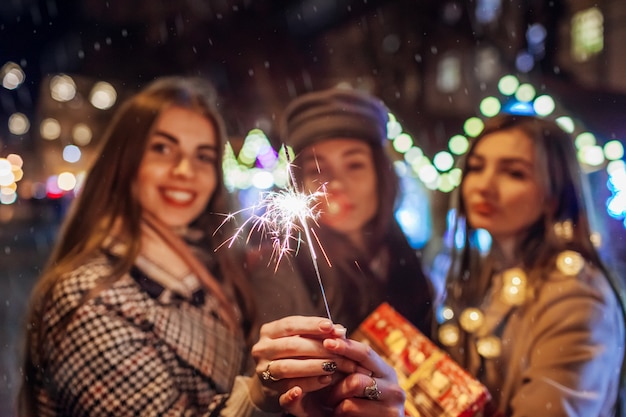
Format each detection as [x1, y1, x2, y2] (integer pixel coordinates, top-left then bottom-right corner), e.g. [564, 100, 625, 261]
[18, 76, 406, 417]
[438, 114, 626, 416]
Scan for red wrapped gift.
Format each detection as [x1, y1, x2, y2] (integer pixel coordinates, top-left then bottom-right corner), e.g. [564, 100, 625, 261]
[351, 303, 491, 417]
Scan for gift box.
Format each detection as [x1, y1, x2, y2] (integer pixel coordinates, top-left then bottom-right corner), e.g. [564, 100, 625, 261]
[351, 303, 491, 417]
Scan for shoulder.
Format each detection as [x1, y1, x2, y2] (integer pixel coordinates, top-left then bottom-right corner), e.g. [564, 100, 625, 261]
[539, 251, 617, 307]
[46, 255, 114, 321]
[529, 251, 622, 332]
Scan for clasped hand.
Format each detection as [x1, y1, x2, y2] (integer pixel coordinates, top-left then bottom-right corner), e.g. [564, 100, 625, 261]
[250, 315, 405, 417]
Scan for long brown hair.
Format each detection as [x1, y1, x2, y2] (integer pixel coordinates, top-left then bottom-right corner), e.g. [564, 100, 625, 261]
[446, 116, 626, 392]
[19, 76, 255, 413]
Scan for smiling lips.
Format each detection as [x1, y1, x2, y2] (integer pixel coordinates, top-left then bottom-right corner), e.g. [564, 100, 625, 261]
[161, 187, 196, 206]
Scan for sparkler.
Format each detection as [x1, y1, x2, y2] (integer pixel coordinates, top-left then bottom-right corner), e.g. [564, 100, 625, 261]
[216, 145, 333, 320]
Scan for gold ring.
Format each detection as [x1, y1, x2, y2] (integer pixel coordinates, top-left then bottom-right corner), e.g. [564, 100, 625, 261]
[363, 377, 381, 401]
[261, 360, 280, 382]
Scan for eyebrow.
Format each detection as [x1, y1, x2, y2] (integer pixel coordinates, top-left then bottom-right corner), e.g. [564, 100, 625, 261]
[153, 130, 218, 151]
[302, 146, 370, 163]
[469, 153, 533, 168]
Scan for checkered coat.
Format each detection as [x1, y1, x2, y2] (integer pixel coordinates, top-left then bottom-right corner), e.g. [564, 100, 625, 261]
[29, 253, 255, 416]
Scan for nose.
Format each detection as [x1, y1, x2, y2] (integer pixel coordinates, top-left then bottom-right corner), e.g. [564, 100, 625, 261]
[172, 156, 193, 178]
[473, 168, 497, 195]
[326, 177, 345, 192]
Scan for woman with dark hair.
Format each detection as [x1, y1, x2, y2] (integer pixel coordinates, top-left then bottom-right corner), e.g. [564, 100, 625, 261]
[438, 114, 626, 416]
[249, 87, 434, 335]
[18, 77, 405, 417]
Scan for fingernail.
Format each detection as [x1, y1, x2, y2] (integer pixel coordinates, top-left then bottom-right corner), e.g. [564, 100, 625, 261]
[322, 361, 337, 373]
[290, 387, 301, 400]
[333, 325, 347, 338]
[325, 339, 339, 349]
[319, 320, 334, 331]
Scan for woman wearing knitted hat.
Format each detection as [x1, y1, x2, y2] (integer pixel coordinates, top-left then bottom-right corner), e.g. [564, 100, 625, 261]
[249, 87, 435, 336]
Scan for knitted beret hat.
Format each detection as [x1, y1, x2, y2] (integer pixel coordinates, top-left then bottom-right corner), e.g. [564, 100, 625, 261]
[281, 87, 389, 154]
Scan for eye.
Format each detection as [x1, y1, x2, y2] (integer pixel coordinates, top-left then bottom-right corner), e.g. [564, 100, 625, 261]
[347, 161, 367, 170]
[197, 151, 217, 164]
[506, 169, 528, 179]
[149, 141, 171, 154]
[465, 161, 483, 172]
[302, 163, 322, 178]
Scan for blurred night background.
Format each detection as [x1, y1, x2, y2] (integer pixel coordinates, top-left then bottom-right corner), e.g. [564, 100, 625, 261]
[2, 0, 626, 414]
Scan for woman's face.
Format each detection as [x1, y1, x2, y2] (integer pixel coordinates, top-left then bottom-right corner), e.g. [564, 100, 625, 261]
[300, 138, 379, 238]
[461, 128, 547, 243]
[136, 106, 218, 229]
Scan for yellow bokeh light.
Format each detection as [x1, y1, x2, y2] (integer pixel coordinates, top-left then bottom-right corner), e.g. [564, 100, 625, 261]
[604, 140, 624, 161]
[555, 116, 575, 133]
[89, 81, 117, 110]
[449, 134, 469, 155]
[479, 96, 501, 117]
[392, 133, 414, 153]
[498, 75, 519, 96]
[515, 83, 536, 102]
[575, 132, 596, 149]
[72, 123, 93, 146]
[463, 117, 484, 137]
[8, 112, 30, 135]
[41, 118, 61, 140]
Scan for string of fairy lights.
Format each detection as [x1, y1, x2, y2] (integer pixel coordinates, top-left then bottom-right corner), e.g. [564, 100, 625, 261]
[2, 67, 626, 229]
[222, 73, 626, 231]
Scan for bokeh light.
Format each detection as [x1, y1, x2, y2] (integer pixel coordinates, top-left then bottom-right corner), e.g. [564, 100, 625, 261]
[449, 135, 469, 155]
[1, 62, 25, 90]
[41, 118, 62, 140]
[498, 75, 519, 96]
[50, 74, 77, 102]
[463, 117, 484, 137]
[393, 133, 414, 153]
[89, 81, 117, 110]
[72, 123, 93, 145]
[8, 113, 30, 135]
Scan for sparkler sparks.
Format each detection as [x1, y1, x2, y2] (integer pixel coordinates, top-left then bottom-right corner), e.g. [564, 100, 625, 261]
[216, 145, 333, 320]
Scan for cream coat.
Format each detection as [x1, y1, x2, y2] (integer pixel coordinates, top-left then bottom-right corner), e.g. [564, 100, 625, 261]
[446, 260, 624, 417]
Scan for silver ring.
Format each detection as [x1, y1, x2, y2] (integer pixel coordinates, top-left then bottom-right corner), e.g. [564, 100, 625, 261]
[363, 377, 381, 401]
[261, 361, 280, 382]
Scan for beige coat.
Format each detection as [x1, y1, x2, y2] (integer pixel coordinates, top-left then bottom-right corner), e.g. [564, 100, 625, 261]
[446, 259, 624, 417]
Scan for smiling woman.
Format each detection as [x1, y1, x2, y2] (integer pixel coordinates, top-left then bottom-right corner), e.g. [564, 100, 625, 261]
[17, 77, 404, 417]
[137, 106, 219, 229]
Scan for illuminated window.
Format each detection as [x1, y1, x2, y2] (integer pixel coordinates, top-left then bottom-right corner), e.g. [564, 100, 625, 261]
[437, 54, 461, 93]
[571, 7, 604, 62]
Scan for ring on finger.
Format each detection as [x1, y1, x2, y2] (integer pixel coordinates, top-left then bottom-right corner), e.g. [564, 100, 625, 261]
[363, 377, 382, 401]
[261, 360, 280, 382]
[322, 361, 337, 373]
